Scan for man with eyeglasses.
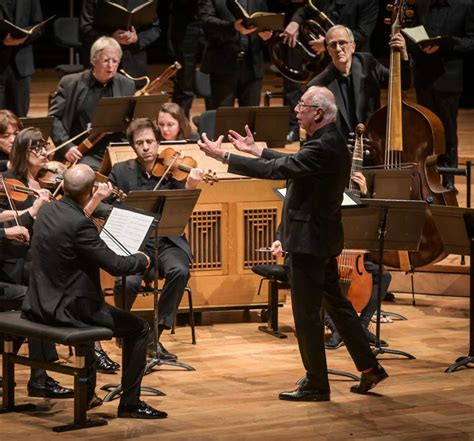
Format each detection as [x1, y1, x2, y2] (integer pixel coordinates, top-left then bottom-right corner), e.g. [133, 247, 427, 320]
[49, 36, 136, 171]
[94, 118, 204, 363]
[198, 86, 388, 401]
[307, 25, 410, 139]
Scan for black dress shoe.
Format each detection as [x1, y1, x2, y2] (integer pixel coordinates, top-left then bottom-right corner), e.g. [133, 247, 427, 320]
[279, 386, 330, 402]
[363, 327, 388, 347]
[87, 393, 103, 410]
[28, 376, 74, 399]
[118, 400, 168, 419]
[325, 330, 344, 350]
[350, 364, 388, 394]
[95, 349, 120, 373]
[148, 342, 178, 360]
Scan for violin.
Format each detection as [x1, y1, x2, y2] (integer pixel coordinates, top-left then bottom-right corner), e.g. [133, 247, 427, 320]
[152, 147, 218, 185]
[37, 161, 68, 190]
[0, 176, 46, 202]
[94, 172, 127, 201]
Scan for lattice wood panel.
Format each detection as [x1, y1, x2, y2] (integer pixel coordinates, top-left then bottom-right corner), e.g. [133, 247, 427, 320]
[187, 210, 222, 270]
[243, 208, 278, 269]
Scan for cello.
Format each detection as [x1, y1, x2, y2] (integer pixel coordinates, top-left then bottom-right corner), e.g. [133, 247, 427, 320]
[365, 0, 458, 269]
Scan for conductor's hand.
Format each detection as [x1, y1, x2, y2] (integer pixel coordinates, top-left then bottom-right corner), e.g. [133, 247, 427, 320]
[186, 168, 205, 189]
[271, 240, 284, 257]
[351, 171, 368, 196]
[3, 33, 27, 46]
[228, 125, 263, 157]
[65, 146, 83, 163]
[198, 133, 225, 161]
[4, 226, 30, 243]
[234, 19, 257, 35]
[281, 21, 299, 47]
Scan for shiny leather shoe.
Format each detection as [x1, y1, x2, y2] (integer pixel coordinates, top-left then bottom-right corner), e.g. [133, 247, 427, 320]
[279, 386, 330, 402]
[350, 364, 388, 394]
[118, 400, 168, 419]
[87, 393, 103, 410]
[363, 327, 388, 347]
[95, 349, 120, 373]
[28, 376, 74, 399]
[325, 331, 344, 350]
[286, 129, 300, 144]
[147, 342, 178, 361]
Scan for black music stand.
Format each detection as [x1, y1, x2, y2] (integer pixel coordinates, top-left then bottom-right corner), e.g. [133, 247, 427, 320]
[92, 96, 136, 133]
[430, 205, 474, 373]
[215, 106, 289, 148]
[20, 116, 54, 140]
[133, 94, 169, 119]
[125, 189, 201, 373]
[342, 199, 427, 359]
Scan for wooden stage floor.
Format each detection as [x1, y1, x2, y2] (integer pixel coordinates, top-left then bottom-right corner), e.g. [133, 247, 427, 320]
[1, 293, 473, 440]
[1, 67, 472, 440]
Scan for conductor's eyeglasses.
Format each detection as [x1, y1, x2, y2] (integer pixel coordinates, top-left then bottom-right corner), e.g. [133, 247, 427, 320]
[327, 39, 350, 50]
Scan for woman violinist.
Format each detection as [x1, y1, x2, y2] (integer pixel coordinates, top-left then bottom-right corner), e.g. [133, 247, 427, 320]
[0, 127, 73, 398]
[0, 109, 23, 171]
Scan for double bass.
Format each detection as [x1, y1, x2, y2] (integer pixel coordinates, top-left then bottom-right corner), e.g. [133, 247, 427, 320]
[365, 0, 457, 269]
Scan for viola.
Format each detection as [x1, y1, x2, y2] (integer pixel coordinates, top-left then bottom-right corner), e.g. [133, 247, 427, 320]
[152, 147, 218, 185]
[0, 176, 42, 203]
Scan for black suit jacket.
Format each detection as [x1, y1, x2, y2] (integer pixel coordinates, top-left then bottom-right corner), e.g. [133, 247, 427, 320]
[408, 0, 474, 93]
[198, 0, 268, 77]
[103, 159, 192, 261]
[79, 0, 161, 79]
[228, 123, 350, 257]
[307, 53, 411, 137]
[291, 0, 378, 51]
[48, 69, 135, 154]
[0, 0, 43, 77]
[21, 197, 148, 327]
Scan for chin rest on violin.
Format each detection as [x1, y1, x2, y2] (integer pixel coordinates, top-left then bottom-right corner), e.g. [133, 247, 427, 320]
[153, 147, 218, 185]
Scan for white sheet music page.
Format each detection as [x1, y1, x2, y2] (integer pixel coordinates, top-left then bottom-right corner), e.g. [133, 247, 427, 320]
[99, 207, 154, 256]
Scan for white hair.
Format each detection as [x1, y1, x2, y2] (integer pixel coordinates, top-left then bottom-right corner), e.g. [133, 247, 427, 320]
[306, 86, 338, 123]
[325, 25, 354, 44]
[90, 36, 122, 63]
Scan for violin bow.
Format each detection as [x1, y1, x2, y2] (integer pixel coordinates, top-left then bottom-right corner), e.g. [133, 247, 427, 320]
[153, 154, 180, 191]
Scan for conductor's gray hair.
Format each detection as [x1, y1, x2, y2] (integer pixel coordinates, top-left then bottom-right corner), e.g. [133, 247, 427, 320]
[306, 86, 338, 123]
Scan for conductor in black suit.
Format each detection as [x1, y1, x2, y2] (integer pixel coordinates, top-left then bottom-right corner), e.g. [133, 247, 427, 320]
[22, 164, 167, 419]
[48, 36, 136, 170]
[198, 86, 388, 400]
[0, 0, 43, 116]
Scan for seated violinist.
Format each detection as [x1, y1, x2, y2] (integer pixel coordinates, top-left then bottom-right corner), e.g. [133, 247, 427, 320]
[96, 118, 204, 361]
[48, 36, 135, 171]
[156, 102, 198, 142]
[0, 127, 73, 398]
[0, 109, 23, 171]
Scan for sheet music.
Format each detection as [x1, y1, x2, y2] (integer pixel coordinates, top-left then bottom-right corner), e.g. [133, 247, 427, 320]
[100, 207, 154, 256]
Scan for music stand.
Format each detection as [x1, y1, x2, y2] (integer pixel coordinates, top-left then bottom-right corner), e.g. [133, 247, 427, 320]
[342, 199, 427, 359]
[92, 96, 136, 133]
[125, 189, 201, 373]
[133, 94, 169, 119]
[429, 205, 474, 373]
[20, 116, 54, 140]
[215, 106, 289, 148]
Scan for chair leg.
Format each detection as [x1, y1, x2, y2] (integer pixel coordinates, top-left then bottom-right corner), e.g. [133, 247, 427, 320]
[185, 286, 196, 345]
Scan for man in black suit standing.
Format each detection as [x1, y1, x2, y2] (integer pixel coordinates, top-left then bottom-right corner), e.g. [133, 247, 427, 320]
[198, 86, 388, 400]
[22, 164, 167, 419]
[408, 0, 474, 190]
[48, 36, 136, 170]
[0, 0, 43, 116]
[198, 0, 271, 109]
[80, 0, 160, 87]
[308, 25, 410, 139]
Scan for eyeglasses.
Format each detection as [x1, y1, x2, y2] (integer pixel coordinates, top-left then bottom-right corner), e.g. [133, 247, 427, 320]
[296, 101, 319, 110]
[327, 39, 351, 50]
[134, 138, 157, 147]
[28, 142, 49, 156]
[96, 56, 120, 65]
